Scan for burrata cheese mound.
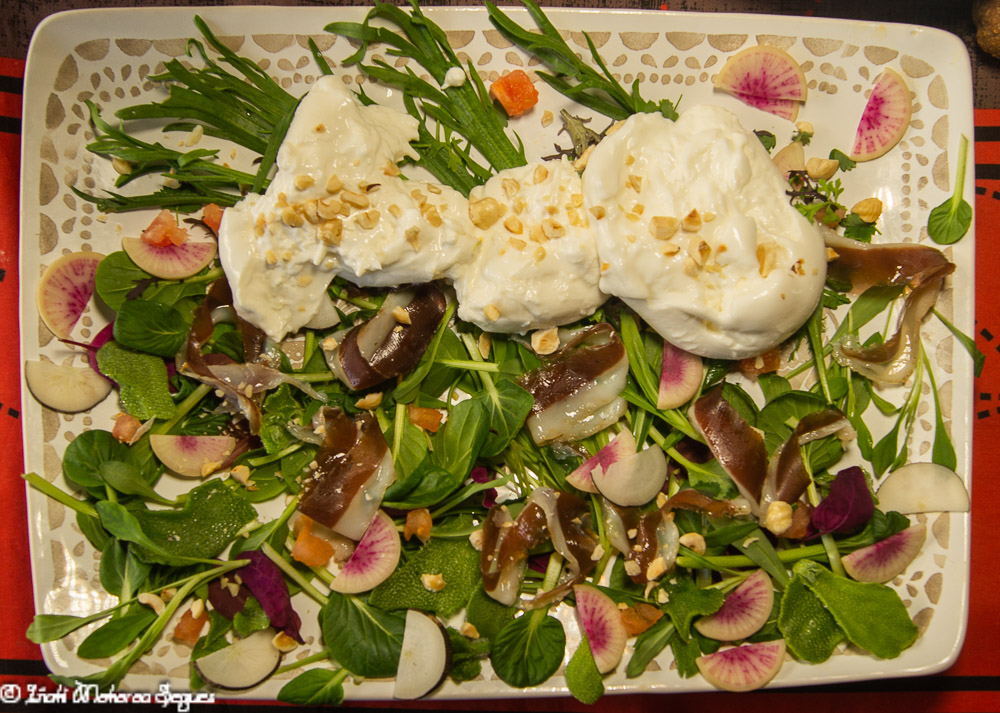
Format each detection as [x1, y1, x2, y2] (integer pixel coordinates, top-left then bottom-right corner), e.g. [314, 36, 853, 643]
[452, 158, 607, 333]
[219, 75, 476, 340]
[582, 105, 827, 359]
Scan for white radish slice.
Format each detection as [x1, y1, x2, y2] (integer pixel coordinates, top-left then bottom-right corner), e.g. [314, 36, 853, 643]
[573, 583, 627, 674]
[850, 68, 912, 162]
[330, 510, 401, 594]
[24, 359, 113, 413]
[36, 251, 104, 339]
[122, 236, 217, 280]
[193, 629, 281, 690]
[592, 442, 667, 507]
[876, 462, 970, 514]
[394, 610, 451, 700]
[842, 523, 926, 583]
[772, 141, 806, 177]
[304, 293, 341, 330]
[657, 340, 702, 410]
[566, 430, 636, 493]
[149, 434, 236, 478]
[696, 639, 786, 692]
[694, 569, 774, 641]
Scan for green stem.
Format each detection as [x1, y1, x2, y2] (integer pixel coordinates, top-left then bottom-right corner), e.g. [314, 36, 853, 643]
[800, 450, 845, 576]
[275, 650, 334, 675]
[22, 473, 98, 519]
[262, 542, 329, 606]
[248, 443, 303, 468]
[677, 543, 828, 570]
[951, 134, 969, 211]
[438, 359, 501, 373]
[293, 372, 336, 383]
[153, 383, 212, 435]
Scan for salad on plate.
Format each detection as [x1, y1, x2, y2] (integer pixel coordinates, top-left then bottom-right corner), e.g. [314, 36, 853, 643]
[20, 1, 976, 703]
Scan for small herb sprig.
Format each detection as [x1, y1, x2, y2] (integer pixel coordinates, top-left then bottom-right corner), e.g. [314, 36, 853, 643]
[928, 134, 972, 245]
[485, 0, 678, 122]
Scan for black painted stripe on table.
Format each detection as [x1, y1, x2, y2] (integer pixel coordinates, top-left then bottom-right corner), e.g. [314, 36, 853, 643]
[0, 74, 23, 96]
[975, 125, 1000, 142]
[0, 658, 49, 676]
[0, 115, 20, 135]
[975, 163, 1000, 180]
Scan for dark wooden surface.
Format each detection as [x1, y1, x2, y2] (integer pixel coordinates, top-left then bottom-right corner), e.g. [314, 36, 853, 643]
[3, 0, 998, 108]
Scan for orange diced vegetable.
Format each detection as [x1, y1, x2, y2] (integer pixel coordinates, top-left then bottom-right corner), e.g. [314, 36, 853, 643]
[172, 607, 209, 647]
[408, 404, 444, 433]
[404, 507, 433, 543]
[738, 347, 783, 377]
[620, 602, 663, 636]
[291, 516, 335, 568]
[202, 203, 225, 235]
[141, 209, 189, 247]
[490, 70, 539, 117]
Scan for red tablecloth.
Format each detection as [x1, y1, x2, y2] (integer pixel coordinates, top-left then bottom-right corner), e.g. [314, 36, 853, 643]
[0, 57, 998, 713]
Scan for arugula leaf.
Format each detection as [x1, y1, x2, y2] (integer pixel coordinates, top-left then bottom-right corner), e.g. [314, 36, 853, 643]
[26, 610, 117, 644]
[934, 309, 985, 377]
[754, 130, 777, 152]
[928, 134, 972, 244]
[277, 668, 347, 706]
[63, 429, 131, 491]
[99, 461, 173, 506]
[565, 634, 604, 704]
[490, 610, 565, 688]
[476, 379, 533, 458]
[99, 539, 152, 601]
[669, 632, 702, 678]
[923, 351, 957, 470]
[431, 397, 489, 479]
[841, 212, 878, 242]
[77, 608, 157, 660]
[625, 616, 674, 678]
[320, 592, 405, 678]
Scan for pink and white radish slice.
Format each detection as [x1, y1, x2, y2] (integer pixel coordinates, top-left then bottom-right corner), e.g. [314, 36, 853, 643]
[714, 46, 807, 120]
[657, 340, 702, 410]
[573, 584, 627, 674]
[567, 429, 667, 507]
[149, 434, 237, 478]
[696, 639, 786, 692]
[694, 569, 774, 641]
[122, 236, 217, 280]
[36, 251, 105, 339]
[850, 68, 912, 162]
[842, 523, 926, 583]
[330, 510, 401, 594]
[193, 628, 282, 691]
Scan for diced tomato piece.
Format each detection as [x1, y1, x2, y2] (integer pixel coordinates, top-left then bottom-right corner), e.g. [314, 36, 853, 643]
[141, 209, 189, 247]
[738, 347, 783, 377]
[490, 69, 539, 117]
[404, 507, 433, 543]
[172, 607, 209, 647]
[111, 412, 142, 444]
[291, 516, 335, 568]
[202, 203, 224, 235]
[620, 602, 663, 636]
[408, 404, 443, 433]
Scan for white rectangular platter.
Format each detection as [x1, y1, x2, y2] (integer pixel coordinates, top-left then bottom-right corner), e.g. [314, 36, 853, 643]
[20, 4, 974, 700]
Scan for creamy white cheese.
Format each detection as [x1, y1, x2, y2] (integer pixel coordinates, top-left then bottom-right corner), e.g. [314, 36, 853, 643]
[582, 105, 827, 359]
[452, 158, 606, 333]
[218, 75, 476, 340]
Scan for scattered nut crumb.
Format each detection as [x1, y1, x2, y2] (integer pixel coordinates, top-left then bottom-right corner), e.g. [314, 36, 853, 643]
[354, 392, 383, 410]
[421, 573, 446, 592]
[531, 327, 560, 355]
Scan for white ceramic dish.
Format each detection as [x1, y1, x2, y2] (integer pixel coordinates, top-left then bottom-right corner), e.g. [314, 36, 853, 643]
[19, 5, 974, 700]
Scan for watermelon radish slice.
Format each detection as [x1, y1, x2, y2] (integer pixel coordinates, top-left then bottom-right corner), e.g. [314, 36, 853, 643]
[566, 430, 636, 493]
[657, 340, 702, 410]
[696, 639, 786, 691]
[772, 142, 806, 177]
[24, 359, 114, 413]
[842, 523, 926, 583]
[730, 91, 800, 121]
[122, 236, 217, 280]
[715, 46, 807, 119]
[36, 251, 105, 339]
[149, 434, 237, 478]
[573, 584, 627, 674]
[330, 510, 401, 594]
[850, 68, 912, 162]
[694, 569, 773, 641]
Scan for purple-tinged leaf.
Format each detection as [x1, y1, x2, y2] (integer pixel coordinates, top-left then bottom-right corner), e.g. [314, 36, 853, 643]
[811, 466, 875, 535]
[239, 551, 304, 643]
